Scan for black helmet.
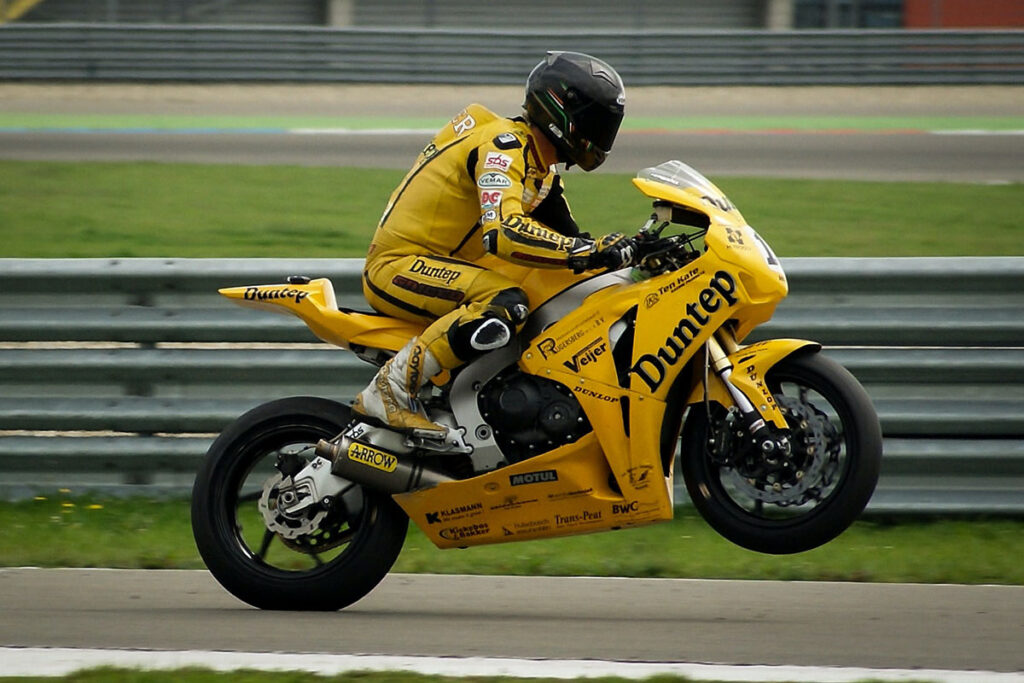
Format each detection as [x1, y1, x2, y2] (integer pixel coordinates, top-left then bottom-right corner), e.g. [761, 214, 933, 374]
[524, 51, 625, 171]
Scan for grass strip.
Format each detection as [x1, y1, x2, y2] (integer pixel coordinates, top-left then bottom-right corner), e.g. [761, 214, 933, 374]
[2, 497, 1022, 585]
[0, 668, 733, 683]
[0, 161, 1020, 258]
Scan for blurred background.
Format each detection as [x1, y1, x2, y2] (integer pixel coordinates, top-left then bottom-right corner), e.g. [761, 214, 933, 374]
[0, 5, 1022, 679]
[4, 0, 1023, 29]
[1, 0, 1023, 86]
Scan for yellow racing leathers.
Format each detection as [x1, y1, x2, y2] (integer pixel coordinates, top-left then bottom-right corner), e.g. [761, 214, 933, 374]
[362, 103, 588, 371]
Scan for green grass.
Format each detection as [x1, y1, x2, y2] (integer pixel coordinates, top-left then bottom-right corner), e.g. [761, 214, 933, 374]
[0, 161, 1020, 258]
[3, 496, 1023, 585]
[0, 673, 664, 683]
[0, 670, 750, 683]
[0, 672, 949, 683]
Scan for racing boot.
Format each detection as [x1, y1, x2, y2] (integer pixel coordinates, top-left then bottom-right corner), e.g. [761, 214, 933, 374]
[351, 338, 448, 438]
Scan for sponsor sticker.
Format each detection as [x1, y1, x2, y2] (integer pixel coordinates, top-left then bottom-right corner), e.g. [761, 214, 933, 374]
[438, 523, 490, 541]
[421, 142, 439, 160]
[425, 502, 483, 524]
[631, 271, 739, 392]
[536, 311, 603, 359]
[612, 500, 640, 514]
[480, 190, 502, 208]
[703, 194, 736, 212]
[502, 518, 551, 535]
[488, 495, 538, 512]
[243, 287, 308, 304]
[509, 470, 558, 486]
[657, 267, 703, 296]
[562, 337, 606, 373]
[547, 487, 593, 501]
[572, 385, 618, 403]
[478, 172, 512, 189]
[409, 258, 461, 285]
[483, 152, 513, 172]
[347, 442, 397, 473]
[554, 509, 603, 527]
[625, 465, 654, 489]
[514, 518, 550, 532]
[452, 111, 476, 135]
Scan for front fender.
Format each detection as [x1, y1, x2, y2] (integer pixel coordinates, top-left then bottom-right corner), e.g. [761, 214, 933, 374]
[686, 339, 821, 428]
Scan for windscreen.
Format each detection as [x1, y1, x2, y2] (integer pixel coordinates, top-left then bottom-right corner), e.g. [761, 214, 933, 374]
[637, 160, 733, 207]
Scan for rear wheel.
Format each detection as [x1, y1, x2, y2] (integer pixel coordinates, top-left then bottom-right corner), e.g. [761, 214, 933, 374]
[680, 352, 881, 554]
[191, 396, 408, 610]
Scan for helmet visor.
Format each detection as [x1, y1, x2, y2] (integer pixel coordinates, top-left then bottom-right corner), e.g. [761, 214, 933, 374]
[574, 100, 624, 153]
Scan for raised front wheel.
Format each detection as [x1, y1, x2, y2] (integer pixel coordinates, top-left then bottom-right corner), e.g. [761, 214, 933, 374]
[680, 352, 882, 554]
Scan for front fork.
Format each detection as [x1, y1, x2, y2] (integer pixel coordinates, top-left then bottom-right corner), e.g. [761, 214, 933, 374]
[701, 329, 798, 459]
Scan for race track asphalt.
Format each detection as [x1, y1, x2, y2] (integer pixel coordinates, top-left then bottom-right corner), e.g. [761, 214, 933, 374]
[1, 569, 1022, 674]
[3, 127, 1023, 182]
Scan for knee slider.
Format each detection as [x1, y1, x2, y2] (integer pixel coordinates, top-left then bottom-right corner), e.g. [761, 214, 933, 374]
[445, 289, 528, 363]
[447, 314, 514, 361]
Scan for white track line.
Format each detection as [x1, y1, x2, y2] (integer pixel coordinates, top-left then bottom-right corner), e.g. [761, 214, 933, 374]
[928, 129, 1024, 135]
[1, 648, 1021, 682]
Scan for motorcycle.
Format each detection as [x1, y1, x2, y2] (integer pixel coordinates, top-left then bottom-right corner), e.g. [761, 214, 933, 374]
[191, 160, 882, 611]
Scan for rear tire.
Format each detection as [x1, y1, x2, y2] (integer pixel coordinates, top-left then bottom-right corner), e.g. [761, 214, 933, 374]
[680, 351, 881, 554]
[191, 396, 408, 610]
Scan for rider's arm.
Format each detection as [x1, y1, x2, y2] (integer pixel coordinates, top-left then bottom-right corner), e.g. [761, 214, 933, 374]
[475, 138, 586, 269]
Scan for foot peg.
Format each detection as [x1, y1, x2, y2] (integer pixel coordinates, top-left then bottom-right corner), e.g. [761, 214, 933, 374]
[335, 419, 473, 455]
[406, 427, 473, 454]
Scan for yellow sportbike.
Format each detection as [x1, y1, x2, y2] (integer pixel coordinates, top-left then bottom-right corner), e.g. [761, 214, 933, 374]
[192, 161, 882, 611]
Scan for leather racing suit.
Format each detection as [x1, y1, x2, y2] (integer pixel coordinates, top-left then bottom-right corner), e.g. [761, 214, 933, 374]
[361, 103, 586, 371]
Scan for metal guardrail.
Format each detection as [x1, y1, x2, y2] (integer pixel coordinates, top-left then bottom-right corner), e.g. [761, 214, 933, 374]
[1, 257, 1022, 513]
[1, 24, 1022, 85]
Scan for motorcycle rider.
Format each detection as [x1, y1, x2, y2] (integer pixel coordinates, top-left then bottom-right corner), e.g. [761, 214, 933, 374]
[353, 51, 635, 438]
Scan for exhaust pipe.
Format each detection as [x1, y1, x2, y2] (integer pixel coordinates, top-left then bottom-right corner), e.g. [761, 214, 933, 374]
[315, 438, 453, 494]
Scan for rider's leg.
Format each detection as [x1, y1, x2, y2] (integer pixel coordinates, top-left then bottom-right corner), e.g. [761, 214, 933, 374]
[351, 334, 445, 436]
[354, 255, 528, 436]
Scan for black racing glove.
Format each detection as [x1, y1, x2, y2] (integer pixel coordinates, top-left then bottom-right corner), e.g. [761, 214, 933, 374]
[567, 233, 637, 273]
[593, 233, 637, 270]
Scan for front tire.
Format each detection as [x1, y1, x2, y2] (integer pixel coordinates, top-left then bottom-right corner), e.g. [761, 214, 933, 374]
[191, 396, 408, 610]
[680, 351, 882, 554]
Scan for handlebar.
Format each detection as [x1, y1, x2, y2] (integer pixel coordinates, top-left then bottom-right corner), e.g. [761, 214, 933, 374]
[631, 227, 704, 277]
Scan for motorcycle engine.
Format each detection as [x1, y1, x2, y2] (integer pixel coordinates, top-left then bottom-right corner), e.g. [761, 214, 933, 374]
[478, 368, 592, 463]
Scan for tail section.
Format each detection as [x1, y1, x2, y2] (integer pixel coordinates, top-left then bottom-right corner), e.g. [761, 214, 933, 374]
[219, 277, 424, 353]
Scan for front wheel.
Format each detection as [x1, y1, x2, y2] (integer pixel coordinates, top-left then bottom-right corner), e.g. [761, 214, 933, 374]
[191, 396, 408, 610]
[680, 351, 882, 554]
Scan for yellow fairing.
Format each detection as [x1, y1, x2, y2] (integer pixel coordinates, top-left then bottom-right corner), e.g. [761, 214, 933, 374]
[633, 176, 748, 227]
[394, 431, 673, 549]
[219, 279, 422, 352]
[632, 174, 788, 342]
